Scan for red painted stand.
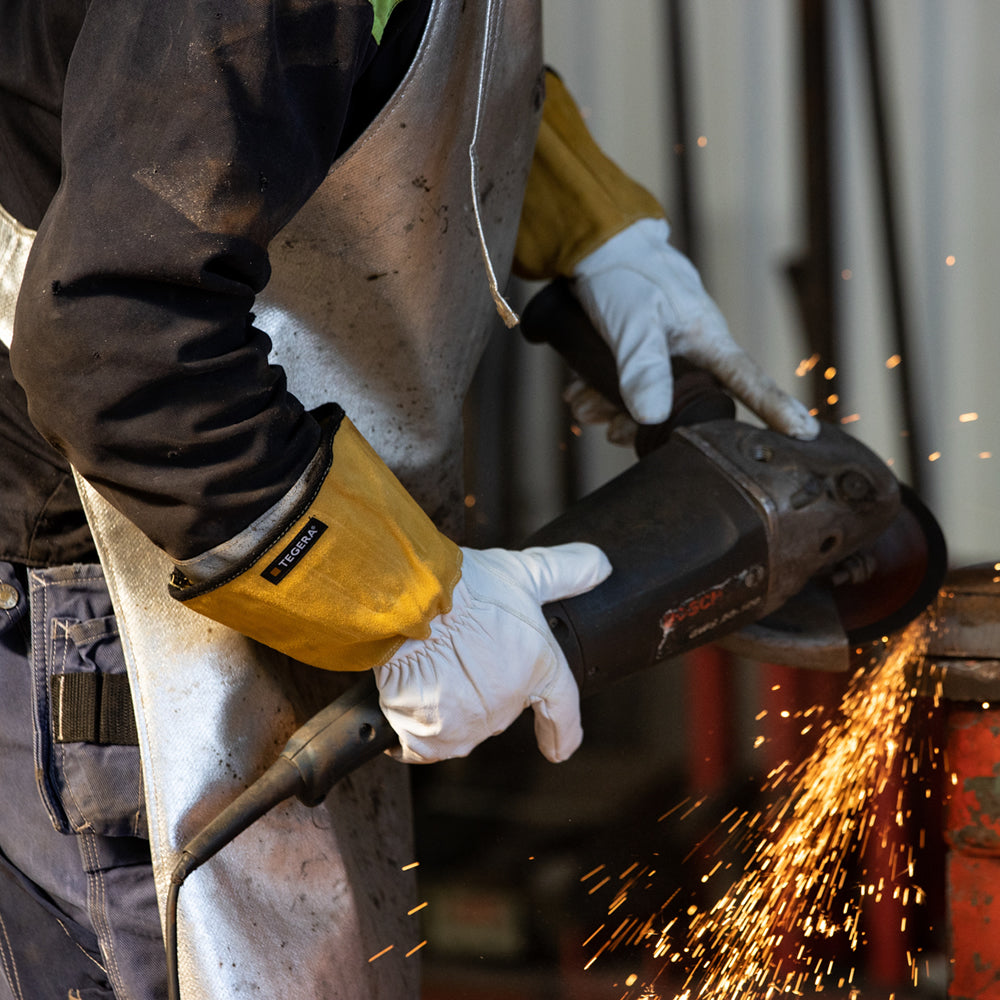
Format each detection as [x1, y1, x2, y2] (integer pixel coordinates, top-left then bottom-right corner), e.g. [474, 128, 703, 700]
[945, 706, 1000, 999]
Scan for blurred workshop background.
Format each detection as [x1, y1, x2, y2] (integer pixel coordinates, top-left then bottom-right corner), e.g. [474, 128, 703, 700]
[413, 2, 1000, 997]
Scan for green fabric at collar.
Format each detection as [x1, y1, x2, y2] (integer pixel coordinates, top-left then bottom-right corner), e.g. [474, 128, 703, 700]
[370, 0, 405, 43]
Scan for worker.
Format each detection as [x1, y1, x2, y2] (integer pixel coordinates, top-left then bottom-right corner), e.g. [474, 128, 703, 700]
[0, 0, 818, 997]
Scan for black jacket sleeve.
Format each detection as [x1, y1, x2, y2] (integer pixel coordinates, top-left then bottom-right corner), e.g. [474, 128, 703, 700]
[11, 0, 399, 560]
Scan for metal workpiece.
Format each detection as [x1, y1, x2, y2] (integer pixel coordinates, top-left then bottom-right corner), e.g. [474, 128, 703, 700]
[925, 564, 1000, 702]
[920, 564, 1000, 999]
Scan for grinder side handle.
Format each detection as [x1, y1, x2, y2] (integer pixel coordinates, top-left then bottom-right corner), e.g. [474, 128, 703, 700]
[520, 277, 736, 454]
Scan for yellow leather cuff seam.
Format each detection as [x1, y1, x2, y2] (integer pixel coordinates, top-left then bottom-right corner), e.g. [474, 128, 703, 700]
[174, 418, 462, 672]
[513, 71, 665, 281]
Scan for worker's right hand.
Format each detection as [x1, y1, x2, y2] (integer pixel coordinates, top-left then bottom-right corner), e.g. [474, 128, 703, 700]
[571, 218, 820, 441]
[374, 543, 611, 765]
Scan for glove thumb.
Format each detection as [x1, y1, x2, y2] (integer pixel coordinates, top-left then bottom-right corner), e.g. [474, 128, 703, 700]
[513, 542, 610, 763]
[511, 542, 613, 605]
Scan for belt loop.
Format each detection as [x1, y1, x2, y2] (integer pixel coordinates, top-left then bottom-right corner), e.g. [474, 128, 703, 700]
[51, 672, 139, 746]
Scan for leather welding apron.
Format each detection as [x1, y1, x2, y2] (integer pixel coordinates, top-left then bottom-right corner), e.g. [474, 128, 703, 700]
[1, 0, 543, 996]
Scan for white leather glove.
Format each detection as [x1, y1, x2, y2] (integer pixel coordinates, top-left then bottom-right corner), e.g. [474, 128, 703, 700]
[373, 543, 612, 764]
[562, 376, 640, 447]
[572, 217, 820, 440]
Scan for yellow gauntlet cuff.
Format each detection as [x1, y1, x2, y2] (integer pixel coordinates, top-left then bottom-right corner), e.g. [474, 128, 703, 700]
[513, 71, 666, 281]
[171, 416, 462, 671]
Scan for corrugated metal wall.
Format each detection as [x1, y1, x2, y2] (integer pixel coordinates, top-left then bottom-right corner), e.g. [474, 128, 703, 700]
[535, 0, 1000, 567]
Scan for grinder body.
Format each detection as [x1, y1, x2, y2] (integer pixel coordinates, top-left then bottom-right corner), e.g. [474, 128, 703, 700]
[534, 430, 768, 694]
[530, 418, 902, 695]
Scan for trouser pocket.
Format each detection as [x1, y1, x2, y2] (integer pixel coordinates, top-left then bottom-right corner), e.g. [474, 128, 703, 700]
[28, 565, 147, 839]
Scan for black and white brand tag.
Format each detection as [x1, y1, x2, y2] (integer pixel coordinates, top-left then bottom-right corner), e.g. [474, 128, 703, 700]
[261, 517, 328, 584]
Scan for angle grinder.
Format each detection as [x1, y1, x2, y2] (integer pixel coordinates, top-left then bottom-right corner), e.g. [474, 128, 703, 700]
[519, 277, 947, 680]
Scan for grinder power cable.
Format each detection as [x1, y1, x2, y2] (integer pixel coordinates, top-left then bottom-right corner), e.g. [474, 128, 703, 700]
[164, 280, 946, 999]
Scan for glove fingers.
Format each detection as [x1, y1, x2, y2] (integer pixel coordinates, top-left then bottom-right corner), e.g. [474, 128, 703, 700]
[512, 542, 612, 606]
[530, 658, 584, 763]
[682, 331, 819, 441]
[573, 219, 818, 440]
[563, 379, 622, 426]
[563, 380, 639, 448]
[616, 349, 675, 426]
[605, 411, 639, 448]
[574, 273, 676, 425]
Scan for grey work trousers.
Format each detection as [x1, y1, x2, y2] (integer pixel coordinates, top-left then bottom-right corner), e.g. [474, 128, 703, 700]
[0, 560, 166, 1000]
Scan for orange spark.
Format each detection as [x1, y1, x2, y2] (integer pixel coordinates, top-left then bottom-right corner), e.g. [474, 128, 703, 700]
[796, 355, 820, 377]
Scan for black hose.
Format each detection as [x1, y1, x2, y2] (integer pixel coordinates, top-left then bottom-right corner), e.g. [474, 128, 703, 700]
[160, 674, 397, 996]
[166, 874, 182, 1000]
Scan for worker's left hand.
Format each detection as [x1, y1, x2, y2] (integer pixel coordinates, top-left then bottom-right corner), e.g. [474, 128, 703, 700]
[571, 217, 819, 440]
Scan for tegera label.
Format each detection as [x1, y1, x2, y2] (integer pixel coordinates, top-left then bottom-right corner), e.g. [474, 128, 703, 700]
[261, 517, 328, 584]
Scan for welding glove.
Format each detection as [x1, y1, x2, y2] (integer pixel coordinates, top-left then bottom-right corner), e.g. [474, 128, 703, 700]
[571, 217, 819, 439]
[374, 543, 610, 764]
[171, 412, 610, 763]
[513, 71, 817, 443]
[561, 377, 640, 447]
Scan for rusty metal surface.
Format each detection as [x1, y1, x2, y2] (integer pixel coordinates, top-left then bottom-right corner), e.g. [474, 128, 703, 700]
[947, 853, 1000, 999]
[945, 707, 1000, 998]
[945, 709, 1000, 854]
[930, 569, 1000, 996]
